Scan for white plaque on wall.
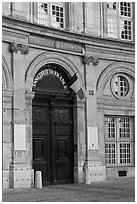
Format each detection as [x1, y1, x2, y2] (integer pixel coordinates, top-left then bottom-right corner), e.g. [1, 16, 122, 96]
[14, 124, 26, 150]
[88, 127, 98, 150]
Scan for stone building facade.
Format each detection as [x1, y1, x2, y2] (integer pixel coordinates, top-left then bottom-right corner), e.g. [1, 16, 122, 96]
[2, 2, 135, 188]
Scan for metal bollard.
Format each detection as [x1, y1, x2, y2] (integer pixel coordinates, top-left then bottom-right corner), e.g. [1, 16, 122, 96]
[35, 171, 42, 189]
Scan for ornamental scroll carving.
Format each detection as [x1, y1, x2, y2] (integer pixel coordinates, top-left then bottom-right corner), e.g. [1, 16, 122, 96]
[83, 55, 99, 66]
[9, 42, 29, 55]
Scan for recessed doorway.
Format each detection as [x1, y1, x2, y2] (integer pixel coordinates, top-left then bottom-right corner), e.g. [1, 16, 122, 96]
[32, 64, 75, 185]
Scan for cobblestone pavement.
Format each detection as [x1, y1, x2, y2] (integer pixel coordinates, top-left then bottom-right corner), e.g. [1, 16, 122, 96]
[2, 177, 135, 202]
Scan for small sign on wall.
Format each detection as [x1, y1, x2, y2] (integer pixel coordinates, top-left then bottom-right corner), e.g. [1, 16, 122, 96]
[14, 124, 26, 150]
[88, 127, 98, 150]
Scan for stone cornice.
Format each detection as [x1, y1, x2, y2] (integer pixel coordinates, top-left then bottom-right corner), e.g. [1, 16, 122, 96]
[97, 97, 135, 108]
[2, 16, 135, 54]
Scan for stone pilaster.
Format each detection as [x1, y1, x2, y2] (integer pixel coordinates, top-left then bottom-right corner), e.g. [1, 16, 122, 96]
[75, 99, 86, 184]
[9, 42, 32, 188]
[2, 89, 13, 188]
[25, 90, 35, 187]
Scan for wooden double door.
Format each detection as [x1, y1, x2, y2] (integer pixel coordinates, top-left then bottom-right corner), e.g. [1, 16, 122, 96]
[32, 95, 74, 185]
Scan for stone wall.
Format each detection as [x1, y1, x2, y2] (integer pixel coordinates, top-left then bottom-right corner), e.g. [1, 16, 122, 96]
[2, 2, 135, 188]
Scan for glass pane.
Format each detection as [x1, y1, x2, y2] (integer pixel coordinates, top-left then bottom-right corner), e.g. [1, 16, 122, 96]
[38, 2, 49, 25]
[105, 116, 116, 138]
[112, 75, 129, 97]
[119, 143, 131, 164]
[51, 4, 64, 28]
[105, 143, 116, 165]
[119, 117, 131, 138]
[121, 20, 132, 40]
[105, 116, 134, 166]
[120, 2, 131, 17]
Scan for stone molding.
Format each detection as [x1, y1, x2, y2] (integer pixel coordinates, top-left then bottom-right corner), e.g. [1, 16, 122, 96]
[3, 16, 135, 52]
[2, 89, 13, 103]
[25, 90, 35, 100]
[97, 97, 135, 109]
[29, 36, 82, 53]
[25, 52, 84, 91]
[96, 62, 135, 98]
[9, 42, 29, 55]
[83, 55, 99, 66]
[2, 55, 13, 89]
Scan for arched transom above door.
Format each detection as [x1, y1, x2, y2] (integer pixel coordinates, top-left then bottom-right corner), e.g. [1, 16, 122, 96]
[32, 64, 69, 93]
[25, 52, 84, 92]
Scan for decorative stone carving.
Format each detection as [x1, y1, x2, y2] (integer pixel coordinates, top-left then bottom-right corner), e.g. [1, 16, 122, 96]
[9, 42, 29, 55]
[83, 55, 99, 66]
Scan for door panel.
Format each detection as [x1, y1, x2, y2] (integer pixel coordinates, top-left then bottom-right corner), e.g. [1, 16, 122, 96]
[32, 105, 51, 185]
[32, 98, 74, 185]
[57, 138, 69, 159]
[53, 107, 73, 184]
[33, 137, 46, 160]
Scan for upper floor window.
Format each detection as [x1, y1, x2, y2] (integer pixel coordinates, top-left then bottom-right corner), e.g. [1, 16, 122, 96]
[37, 2, 65, 29]
[106, 2, 133, 41]
[120, 2, 131, 17]
[107, 2, 116, 10]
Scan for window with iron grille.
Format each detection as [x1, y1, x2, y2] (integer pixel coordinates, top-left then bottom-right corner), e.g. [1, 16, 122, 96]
[106, 2, 133, 41]
[105, 116, 134, 166]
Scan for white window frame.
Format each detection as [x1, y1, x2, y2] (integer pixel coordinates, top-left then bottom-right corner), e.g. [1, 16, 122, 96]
[35, 2, 66, 29]
[105, 116, 134, 167]
[104, 2, 133, 41]
[119, 2, 133, 41]
[110, 73, 134, 100]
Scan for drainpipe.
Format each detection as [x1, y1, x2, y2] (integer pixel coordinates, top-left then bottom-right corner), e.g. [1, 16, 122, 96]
[82, 2, 89, 184]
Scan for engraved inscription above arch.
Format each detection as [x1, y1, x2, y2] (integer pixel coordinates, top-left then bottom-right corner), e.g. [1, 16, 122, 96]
[32, 66, 68, 91]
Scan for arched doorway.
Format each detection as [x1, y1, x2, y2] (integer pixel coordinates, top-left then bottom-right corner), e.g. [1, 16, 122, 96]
[32, 64, 75, 185]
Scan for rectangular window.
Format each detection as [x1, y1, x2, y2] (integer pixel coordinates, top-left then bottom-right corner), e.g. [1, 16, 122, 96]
[38, 2, 48, 25]
[51, 4, 64, 28]
[105, 2, 133, 41]
[105, 116, 134, 166]
[119, 143, 131, 164]
[121, 20, 132, 40]
[37, 2, 65, 29]
[105, 143, 116, 165]
[120, 2, 131, 17]
[105, 117, 116, 138]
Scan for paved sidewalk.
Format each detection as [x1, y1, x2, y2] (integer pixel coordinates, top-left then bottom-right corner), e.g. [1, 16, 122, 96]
[2, 177, 135, 202]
